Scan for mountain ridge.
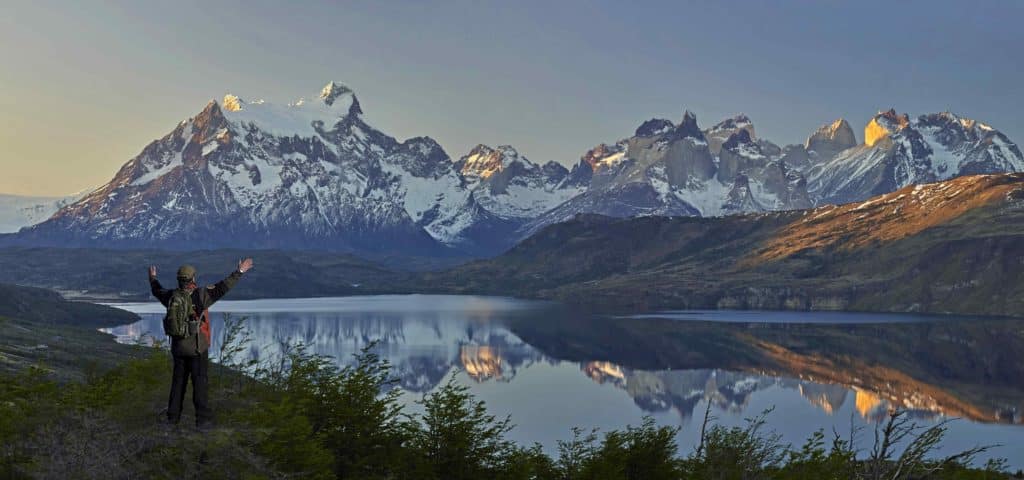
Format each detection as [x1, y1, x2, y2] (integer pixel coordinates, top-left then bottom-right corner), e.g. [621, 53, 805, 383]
[2, 82, 1021, 257]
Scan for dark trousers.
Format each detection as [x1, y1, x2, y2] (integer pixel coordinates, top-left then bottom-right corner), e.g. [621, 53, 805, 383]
[168, 352, 213, 425]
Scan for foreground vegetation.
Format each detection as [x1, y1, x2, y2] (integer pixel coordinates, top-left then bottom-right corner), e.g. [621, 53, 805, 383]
[1, 316, 1019, 479]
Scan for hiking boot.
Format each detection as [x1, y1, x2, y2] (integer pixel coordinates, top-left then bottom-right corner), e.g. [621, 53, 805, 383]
[196, 419, 215, 432]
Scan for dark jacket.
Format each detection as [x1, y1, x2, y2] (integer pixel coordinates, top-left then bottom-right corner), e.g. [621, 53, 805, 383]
[150, 271, 242, 356]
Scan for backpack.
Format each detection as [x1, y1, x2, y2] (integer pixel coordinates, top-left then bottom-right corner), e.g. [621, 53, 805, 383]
[163, 288, 196, 338]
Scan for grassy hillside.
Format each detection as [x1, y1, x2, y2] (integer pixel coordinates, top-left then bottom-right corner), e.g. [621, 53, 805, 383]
[0, 283, 144, 383]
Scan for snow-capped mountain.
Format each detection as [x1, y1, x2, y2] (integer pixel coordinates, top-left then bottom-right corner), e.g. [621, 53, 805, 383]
[522, 112, 812, 236]
[456, 144, 583, 220]
[4, 79, 1021, 258]
[0, 191, 88, 233]
[8, 82, 570, 255]
[805, 110, 1024, 204]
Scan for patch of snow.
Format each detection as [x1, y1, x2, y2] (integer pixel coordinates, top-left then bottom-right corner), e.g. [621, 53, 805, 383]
[748, 179, 783, 210]
[853, 196, 886, 211]
[379, 159, 471, 242]
[475, 178, 584, 219]
[647, 166, 731, 217]
[202, 142, 219, 156]
[132, 152, 183, 186]
[918, 127, 962, 179]
[736, 143, 765, 160]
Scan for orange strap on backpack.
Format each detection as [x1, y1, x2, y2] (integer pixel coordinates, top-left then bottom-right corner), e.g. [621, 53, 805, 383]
[199, 308, 211, 344]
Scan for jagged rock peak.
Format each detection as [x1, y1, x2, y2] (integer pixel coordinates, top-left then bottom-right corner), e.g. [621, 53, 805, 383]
[875, 108, 911, 128]
[319, 81, 354, 106]
[676, 110, 705, 141]
[399, 136, 447, 159]
[865, 109, 911, 147]
[709, 114, 754, 134]
[459, 144, 535, 179]
[467, 144, 496, 157]
[805, 118, 857, 152]
[681, 109, 698, 125]
[917, 111, 991, 134]
[581, 143, 624, 169]
[222, 94, 244, 112]
[722, 129, 754, 150]
[703, 114, 755, 154]
[635, 118, 675, 138]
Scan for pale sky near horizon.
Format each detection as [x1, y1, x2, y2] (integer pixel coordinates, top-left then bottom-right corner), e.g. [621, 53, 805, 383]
[1, 0, 1021, 196]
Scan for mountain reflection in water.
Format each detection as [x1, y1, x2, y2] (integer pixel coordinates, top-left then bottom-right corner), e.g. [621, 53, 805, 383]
[105, 295, 1024, 466]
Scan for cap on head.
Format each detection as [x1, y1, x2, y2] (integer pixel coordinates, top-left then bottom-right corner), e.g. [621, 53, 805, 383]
[176, 265, 197, 283]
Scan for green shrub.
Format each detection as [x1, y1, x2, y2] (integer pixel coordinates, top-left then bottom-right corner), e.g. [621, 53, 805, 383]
[404, 375, 518, 480]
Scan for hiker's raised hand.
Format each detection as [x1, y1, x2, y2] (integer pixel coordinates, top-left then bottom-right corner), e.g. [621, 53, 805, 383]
[238, 258, 254, 274]
[148, 265, 157, 279]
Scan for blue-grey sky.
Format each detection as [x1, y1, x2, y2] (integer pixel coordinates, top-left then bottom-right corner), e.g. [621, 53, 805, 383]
[1, 0, 1021, 195]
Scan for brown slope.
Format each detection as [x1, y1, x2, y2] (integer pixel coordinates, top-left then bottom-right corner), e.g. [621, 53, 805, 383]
[756, 173, 1024, 261]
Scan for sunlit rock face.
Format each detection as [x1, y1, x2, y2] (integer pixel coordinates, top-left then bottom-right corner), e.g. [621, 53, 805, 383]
[864, 109, 910, 147]
[805, 118, 857, 162]
[805, 109, 1024, 205]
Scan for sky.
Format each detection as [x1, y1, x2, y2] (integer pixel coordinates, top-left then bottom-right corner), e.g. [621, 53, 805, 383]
[1, 0, 1021, 196]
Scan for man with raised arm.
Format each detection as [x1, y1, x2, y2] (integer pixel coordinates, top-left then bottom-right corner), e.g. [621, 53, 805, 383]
[148, 258, 253, 428]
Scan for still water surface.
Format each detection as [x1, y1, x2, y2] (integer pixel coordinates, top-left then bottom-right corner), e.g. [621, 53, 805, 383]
[105, 295, 1024, 467]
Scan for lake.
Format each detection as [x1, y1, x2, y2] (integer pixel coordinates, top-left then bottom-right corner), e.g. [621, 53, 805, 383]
[104, 295, 1024, 468]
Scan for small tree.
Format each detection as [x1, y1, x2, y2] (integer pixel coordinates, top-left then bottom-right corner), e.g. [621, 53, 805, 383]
[405, 374, 517, 480]
[863, 409, 998, 480]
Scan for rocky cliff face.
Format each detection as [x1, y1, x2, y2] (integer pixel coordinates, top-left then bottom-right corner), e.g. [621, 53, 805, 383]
[805, 118, 857, 163]
[704, 114, 756, 154]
